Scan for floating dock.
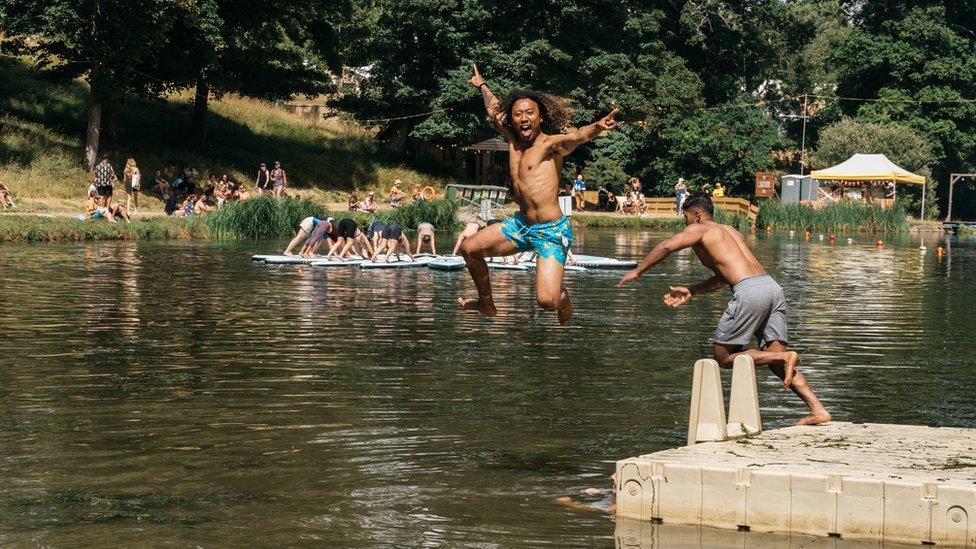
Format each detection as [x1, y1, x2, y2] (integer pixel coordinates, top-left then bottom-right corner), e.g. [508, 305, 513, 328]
[616, 422, 976, 546]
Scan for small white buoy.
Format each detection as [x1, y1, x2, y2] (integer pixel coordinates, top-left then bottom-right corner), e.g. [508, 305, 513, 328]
[818, 234, 824, 240]
[846, 238, 853, 244]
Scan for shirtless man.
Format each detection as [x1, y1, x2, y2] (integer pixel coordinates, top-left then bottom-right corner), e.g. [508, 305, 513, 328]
[459, 64, 619, 324]
[618, 193, 830, 426]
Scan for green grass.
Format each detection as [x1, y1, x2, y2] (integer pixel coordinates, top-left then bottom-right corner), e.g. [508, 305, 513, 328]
[0, 57, 453, 213]
[0, 215, 210, 242]
[756, 200, 910, 232]
[205, 196, 328, 239]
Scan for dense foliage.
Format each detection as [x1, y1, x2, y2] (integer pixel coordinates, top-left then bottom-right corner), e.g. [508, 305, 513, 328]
[756, 200, 911, 233]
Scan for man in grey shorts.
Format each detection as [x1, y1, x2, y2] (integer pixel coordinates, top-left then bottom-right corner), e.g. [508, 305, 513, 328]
[618, 192, 831, 426]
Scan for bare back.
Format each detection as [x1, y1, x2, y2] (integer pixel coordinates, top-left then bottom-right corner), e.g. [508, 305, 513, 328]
[692, 222, 766, 285]
[508, 135, 564, 224]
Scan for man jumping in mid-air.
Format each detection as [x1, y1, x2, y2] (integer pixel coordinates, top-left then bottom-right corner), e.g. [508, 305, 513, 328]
[618, 192, 831, 425]
[459, 65, 620, 324]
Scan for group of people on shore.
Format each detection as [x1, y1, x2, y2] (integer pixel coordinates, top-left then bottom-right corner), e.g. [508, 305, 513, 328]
[283, 216, 438, 262]
[348, 179, 437, 212]
[569, 173, 729, 215]
[83, 158, 291, 221]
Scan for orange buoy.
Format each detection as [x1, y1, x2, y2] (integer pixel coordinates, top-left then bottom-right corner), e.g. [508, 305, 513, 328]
[765, 225, 772, 232]
[936, 246, 944, 254]
[875, 240, 884, 247]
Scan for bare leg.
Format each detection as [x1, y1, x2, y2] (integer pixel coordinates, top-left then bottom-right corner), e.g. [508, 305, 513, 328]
[283, 229, 309, 255]
[430, 234, 436, 255]
[458, 224, 518, 318]
[340, 237, 356, 258]
[415, 236, 422, 255]
[714, 342, 831, 426]
[452, 234, 466, 255]
[536, 258, 572, 324]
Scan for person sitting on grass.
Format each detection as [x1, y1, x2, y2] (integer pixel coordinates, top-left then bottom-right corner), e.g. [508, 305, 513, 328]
[236, 185, 251, 201]
[348, 191, 360, 211]
[373, 222, 414, 262]
[361, 192, 378, 213]
[0, 181, 15, 210]
[174, 195, 197, 217]
[86, 189, 117, 222]
[389, 179, 407, 208]
[415, 221, 436, 255]
[195, 187, 217, 214]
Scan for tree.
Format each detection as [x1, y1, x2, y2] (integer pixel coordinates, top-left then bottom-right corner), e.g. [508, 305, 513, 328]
[149, 0, 350, 141]
[831, 2, 976, 216]
[812, 118, 937, 217]
[2, 0, 181, 168]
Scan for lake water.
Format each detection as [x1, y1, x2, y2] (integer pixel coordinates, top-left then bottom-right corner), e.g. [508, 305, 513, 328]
[0, 229, 973, 546]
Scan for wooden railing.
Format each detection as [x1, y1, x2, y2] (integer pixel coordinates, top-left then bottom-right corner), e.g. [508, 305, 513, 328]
[579, 192, 759, 222]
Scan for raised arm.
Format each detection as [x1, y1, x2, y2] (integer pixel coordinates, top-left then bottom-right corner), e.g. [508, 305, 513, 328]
[551, 108, 620, 157]
[617, 224, 704, 286]
[470, 64, 512, 140]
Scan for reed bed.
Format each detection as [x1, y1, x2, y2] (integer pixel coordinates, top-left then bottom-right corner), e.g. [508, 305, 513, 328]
[573, 207, 751, 231]
[756, 201, 910, 232]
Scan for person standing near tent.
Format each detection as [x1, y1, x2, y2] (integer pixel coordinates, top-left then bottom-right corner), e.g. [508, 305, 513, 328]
[618, 192, 831, 426]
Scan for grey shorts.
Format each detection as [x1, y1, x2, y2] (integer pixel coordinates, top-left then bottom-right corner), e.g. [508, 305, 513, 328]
[714, 274, 788, 348]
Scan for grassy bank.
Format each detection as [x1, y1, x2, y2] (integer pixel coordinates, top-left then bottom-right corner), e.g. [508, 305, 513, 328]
[0, 57, 452, 214]
[756, 201, 910, 232]
[0, 215, 211, 242]
[573, 207, 752, 231]
[0, 197, 460, 242]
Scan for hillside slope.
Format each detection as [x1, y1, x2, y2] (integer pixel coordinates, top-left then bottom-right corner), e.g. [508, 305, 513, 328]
[0, 58, 452, 213]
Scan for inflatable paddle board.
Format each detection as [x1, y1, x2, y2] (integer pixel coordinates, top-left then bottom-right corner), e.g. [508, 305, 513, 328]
[569, 254, 637, 269]
[359, 256, 433, 269]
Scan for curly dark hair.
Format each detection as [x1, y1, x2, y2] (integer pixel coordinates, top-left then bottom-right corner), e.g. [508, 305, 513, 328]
[498, 89, 572, 137]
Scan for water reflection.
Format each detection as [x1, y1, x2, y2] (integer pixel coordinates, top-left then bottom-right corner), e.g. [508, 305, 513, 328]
[0, 231, 973, 545]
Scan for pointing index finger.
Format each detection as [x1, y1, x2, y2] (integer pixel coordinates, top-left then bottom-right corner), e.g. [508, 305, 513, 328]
[606, 108, 619, 119]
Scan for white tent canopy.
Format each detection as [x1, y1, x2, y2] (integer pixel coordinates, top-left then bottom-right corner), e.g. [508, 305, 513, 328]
[811, 153, 925, 185]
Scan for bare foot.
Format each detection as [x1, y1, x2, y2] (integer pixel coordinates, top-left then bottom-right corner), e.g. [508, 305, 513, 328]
[783, 351, 798, 389]
[457, 297, 497, 318]
[796, 410, 831, 426]
[283, 251, 294, 256]
[557, 289, 573, 325]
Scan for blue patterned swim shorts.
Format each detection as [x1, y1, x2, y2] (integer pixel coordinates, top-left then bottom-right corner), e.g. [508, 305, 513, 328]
[500, 213, 573, 264]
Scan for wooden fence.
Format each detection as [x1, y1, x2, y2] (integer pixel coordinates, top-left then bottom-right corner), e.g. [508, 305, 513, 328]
[579, 192, 759, 222]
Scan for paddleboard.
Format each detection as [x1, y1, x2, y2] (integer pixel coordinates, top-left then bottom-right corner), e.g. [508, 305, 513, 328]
[570, 254, 637, 269]
[260, 255, 320, 264]
[251, 254, 274, 261]
[359, 256, 433, 269]
[310, 257, 366, 267]
[428, 257, 466, 271]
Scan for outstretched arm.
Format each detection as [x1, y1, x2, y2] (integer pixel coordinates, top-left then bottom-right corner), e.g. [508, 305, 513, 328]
[470, 64, 513, 140]
[617, 225, 704, 286]
[551, 109, 620, 157]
